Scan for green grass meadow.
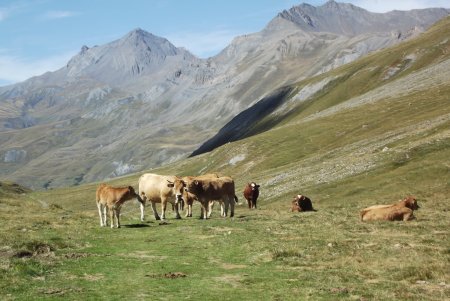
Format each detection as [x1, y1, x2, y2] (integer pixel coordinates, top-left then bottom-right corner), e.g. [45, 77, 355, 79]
[0, 177, 449, 300]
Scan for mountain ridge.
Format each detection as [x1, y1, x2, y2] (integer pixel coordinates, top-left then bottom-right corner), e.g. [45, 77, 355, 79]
[0, 2, 448, 189]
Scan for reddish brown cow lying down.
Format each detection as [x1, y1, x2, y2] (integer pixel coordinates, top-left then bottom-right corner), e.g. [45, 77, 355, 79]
[96, 184, 142, 228]
[291, 194, 315, 212]
[360, 196, 420, 222]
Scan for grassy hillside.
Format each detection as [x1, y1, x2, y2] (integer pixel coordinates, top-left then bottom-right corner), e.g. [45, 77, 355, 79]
[1, 17, 449, 300]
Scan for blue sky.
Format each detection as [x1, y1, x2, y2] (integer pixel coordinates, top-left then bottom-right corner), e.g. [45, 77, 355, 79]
[1, 0, 449, 86]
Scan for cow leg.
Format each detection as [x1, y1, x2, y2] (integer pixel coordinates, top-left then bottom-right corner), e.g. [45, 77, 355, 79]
[116, 207, 121, 228]
[150, 201, 160, 220]
[109, 207, 114, 228]
[207, 201, 214, 218]
[248, 199, 251, 209]
[103, 206, 108, 226]
[223, 199, 229, 217]
[174, 201, 181, 219]
[221, 202, 226, 217]
[97, 203, 105, 227]
[230, 196, 235, 218]
[161, 201, 167, 220]
[404, 212, 414, 221]
[139, 199, 146, 222]
[201, 201, 208, 219]
[185, 203, 192, 217]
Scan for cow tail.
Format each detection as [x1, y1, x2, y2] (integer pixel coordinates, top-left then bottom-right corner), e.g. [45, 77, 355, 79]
[137, 194, 145, 205]
[234, 195, 238, 204]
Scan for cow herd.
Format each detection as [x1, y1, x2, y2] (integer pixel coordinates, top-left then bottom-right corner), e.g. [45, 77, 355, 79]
[95, 172, 419, 228]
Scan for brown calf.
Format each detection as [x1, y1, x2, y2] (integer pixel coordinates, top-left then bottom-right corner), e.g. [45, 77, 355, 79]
[96, 184, 142, 228]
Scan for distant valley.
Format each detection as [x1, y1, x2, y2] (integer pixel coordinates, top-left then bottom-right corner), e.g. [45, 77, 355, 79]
[0, 0, 448, 189]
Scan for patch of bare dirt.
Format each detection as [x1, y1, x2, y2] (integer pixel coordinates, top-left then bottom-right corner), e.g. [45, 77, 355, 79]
[222, 263, 247, 270]
[62, 252, 91, 259]
[82, 273, 104, 281]
[145, 272, 187, 279]
[212, 274, 243, 288]
[39, 287, 83, 296]
[122, 251, 167, 260]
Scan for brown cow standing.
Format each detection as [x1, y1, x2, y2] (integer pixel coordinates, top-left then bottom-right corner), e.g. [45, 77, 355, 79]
[96, 184, 142, 228]
[182, 174, 219, 217]
[291, 194, 315, 212]
[243, 182, 260, 209]
[360, 196, 419, 221]
[185, 176, 237, 219]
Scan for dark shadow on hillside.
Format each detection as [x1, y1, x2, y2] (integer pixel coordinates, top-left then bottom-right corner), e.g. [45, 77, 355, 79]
[190, 86, 294, 157]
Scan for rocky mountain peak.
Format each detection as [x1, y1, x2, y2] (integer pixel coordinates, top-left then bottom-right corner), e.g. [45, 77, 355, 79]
[64, 28, 193, 83]
[270, 1, 448, 36]
[79, 45, 89, 54]
[120, 28, 178, 55]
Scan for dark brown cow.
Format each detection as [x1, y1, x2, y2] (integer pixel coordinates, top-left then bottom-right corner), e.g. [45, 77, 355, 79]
[291, 194, 315, 212]
[96, 184, 142, 228]
[243, 182, 260, 209]
[182, 174, 219, 217]
[185, 176, 237, 219]
[360, 196, 419, 221]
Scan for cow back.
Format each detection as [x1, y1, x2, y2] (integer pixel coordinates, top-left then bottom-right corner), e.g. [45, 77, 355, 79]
[187, 176, 235, 200]
[97, 184, 136, 206]
[139, 173, 182, 202]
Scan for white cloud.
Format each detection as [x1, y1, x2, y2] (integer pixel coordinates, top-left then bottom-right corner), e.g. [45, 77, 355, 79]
[348, 0, 450, 13]
[42, 10, 79, 19]
[166, 29, 239, 58]
[0, 9, 7, 21]
[0, 50, 76, 86]
[0, 4, 15, 21]
[0, 1, 33, 22]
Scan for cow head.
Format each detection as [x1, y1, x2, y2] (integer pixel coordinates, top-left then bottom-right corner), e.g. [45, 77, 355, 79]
[403, 196, 419, 210]
[127, 186, 135, 193]
[291, 198, 301, 212]
[126, 186, 138, 198]
[295, 195, 304, 202]
[167, 178, 186, 204]
[128, 186, 144, 204]
[250, 182, 260, 191]
[185, 179, 203, 195]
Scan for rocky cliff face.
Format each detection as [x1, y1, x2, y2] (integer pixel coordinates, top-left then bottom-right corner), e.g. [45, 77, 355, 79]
[0, 1, 448, 189]
[271, 0, 449, 35]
